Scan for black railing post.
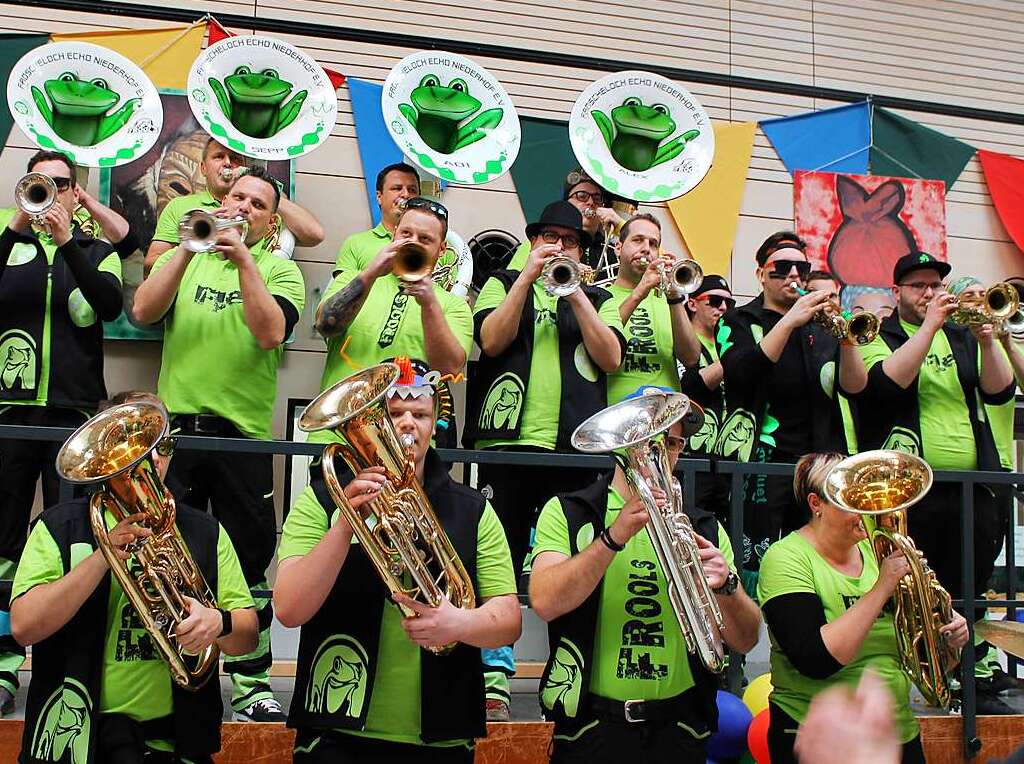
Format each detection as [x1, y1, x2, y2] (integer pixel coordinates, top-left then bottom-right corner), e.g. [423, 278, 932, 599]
[960, 478, 981, 759]
[727, 466, 746, 696]
[1006, 488, 1018, 679]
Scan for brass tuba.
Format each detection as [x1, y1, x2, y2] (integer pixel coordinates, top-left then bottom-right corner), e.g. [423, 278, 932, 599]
[572, 392, 727, 672]
[55, 403, 220, 690]
[15, 172, 57, 225]
[823, 450, 959, 710]
[298, 363, 475, 653]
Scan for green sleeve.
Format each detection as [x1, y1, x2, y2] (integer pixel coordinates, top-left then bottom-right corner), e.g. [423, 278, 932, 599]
[278, 486, 331, 561]
[474, 276, 509, 315]
[215, 526, 256, 611]
[97, 250, 123, 284]
[530, 497, 571, 565]
[150, 247, 176, 276]
[11, 522, 64, 602]
[442, 293, 474, 357]
[475, 502, 516, 598]
[858, 334, 892, 371]
[152, 198, 184, 244]
[334, 233, 362, 274]
[598, 291, 624, 326]
[756, 538, 815, 604]
[507, 240, 530, 271]
[267, 259, 306, 313]
[715, 522, 737, 572]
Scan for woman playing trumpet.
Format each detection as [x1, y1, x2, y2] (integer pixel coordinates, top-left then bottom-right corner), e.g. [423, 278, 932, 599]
[758, 452, 969, 764]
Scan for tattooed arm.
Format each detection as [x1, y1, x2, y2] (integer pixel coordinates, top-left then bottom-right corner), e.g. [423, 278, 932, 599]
[315, 240, 399, 338]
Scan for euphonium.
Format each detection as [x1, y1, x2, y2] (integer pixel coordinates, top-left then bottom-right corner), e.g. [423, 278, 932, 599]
[823, 450, 959, 710]
[178, 209, 248, 253]
[393, 241, 438, 283]
[298, 363, 475, 654]
[791, 283, 880, 346]
[572, 392, 727, 672]
[55, 402, 220, 690]
[950, 282, 1020, 326]
[15, 172, 57, 224]
[541, 256, 594, 297]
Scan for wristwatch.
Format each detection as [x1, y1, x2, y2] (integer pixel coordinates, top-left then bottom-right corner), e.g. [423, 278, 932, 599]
[217, 608, 233, 638]
[713, 572, 739, 596]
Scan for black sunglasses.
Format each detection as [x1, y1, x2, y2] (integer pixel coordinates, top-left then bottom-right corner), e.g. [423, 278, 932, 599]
[51, 176, 73, 191]
[698, 294, 735, 310]
[404, 197, 448, 220]
[768, 259, 811, 279]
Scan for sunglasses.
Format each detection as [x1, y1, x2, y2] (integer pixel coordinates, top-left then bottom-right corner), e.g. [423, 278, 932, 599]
[540, 230, 581, 249]
[568, 189, 605, 205]
[155, 437, 177, 457]
[51, 177, 73, 191]
[404, 197, 449, 220]
[767, 259, 811, 279]
[697, 294, 735, 310]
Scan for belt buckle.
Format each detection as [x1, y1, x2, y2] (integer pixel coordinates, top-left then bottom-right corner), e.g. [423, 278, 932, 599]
[623, 699, 644, 723]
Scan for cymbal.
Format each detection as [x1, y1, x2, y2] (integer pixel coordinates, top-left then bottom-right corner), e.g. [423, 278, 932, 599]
[975, 619, 1024, 659]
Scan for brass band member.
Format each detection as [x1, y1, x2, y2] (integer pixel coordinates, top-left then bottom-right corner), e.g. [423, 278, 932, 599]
[0, 150, 126, 714]
[275, 369, 520, 763]
[133, 166, 305, 722]
[11, 392, 257, 764]
[530, 396, 760, 764]
[144, 137, 324, 273]
[757, 452, 968, 764]
[856, 254, 1016, 714]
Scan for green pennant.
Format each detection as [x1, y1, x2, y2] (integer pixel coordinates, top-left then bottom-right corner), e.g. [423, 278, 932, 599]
[509, 116, 577, 226]
[0, 35, 51, 156]
[869, 106, 976, 191]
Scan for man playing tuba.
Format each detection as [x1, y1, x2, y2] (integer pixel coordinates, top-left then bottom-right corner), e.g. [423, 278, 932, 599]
[10, 391, 257, 764]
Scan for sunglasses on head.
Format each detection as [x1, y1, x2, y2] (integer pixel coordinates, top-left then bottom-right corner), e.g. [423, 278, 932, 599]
[404, 197, 449, 220]
[697, 294, 735, 310]
[767, 259, 811, 279]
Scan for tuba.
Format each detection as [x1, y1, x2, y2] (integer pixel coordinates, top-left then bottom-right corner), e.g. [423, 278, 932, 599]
[178, 209, 248, 253]
[823, 450, 959, 710]
[298, 363, 475, 653]
[55, 403, 220, 690]
[15, 172, 57, 225]
[572, 392, 727, 672]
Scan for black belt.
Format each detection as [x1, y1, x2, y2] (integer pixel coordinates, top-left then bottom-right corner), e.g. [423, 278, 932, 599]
[588, 693, 689, 724]
[171, 413, 237, 436]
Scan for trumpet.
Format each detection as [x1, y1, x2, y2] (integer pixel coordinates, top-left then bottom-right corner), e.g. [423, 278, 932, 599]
[541, 255, 594, 297]
[219, 166, 236, 183]
[791, 283, 880, 346]
[178, 209, 248, 253]
[641, 256, 704, 298]
[950, 282, 1020, 326]
[392, 241, 438, 283]
[15, 172, 58, 225]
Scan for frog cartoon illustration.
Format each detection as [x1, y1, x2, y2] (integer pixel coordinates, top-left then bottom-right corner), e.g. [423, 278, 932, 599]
[31, 72, 140, 146]
[207, 66, 308, 139]
[398, 74, 503, 154]
[591, 97, 699, 172]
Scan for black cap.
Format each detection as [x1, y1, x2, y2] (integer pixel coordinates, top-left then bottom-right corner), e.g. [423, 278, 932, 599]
[526, 201, 592, 249]
[690, 274, 731, 299]
[893, 251, 951, 285]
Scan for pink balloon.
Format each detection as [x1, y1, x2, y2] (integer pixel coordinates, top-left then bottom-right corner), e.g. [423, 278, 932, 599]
[747, 708, 771, 764]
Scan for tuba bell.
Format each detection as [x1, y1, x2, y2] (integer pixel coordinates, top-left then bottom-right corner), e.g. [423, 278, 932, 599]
[298, 363, 475, 654]
[55, 402, 220, 690]
[178, 209, 248, 253]
[823, 450, 959, 710]
[572, 392, 727, 672]
[15, 172, 57, 225]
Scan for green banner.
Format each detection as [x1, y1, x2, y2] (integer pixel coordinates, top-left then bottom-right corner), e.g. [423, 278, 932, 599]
[510, 116, 577, 226]
[870, 107, 976, 190]
[0, 35, 50, 154]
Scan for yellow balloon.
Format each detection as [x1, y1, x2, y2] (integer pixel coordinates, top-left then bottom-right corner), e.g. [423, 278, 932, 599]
[743, 673, 773, 715]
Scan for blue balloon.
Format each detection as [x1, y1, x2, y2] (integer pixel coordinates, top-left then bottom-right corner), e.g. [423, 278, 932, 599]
[707, 690, 754, 760]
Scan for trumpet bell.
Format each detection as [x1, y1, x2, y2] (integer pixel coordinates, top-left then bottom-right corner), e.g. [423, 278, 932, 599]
[667, 258, 703, 296]
[16, 172, 57, 219]
[951, 282, 1020, 325]
[541, 256, 582, 297]
[393, 242, 437, 283]
[823, 449, 933, 516]
[178, 209, 248, 253]
[846, 310, 880, 346]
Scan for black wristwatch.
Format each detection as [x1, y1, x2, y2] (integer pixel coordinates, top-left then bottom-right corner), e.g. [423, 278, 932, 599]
[217, 608, 233, 638]
[713, 572, 739, 596]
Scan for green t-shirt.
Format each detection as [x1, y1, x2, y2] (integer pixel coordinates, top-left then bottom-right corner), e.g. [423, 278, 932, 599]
[12, 511, 253, 722]
[473, 276, 624, 450]
[697, 333, 718, 365]
[600, 284, 680, 404]
[152, 242, 305, 439]
[152, 190, 220, 245]
[532, 488, 735, 702]
[333, 222, 460, 281]
[506, 240, 531, 272]
[859, 322, 977, 469]
[757, 532, 917, 743]
[278, 482, 516, 747]
[987, 398, 1015, 469]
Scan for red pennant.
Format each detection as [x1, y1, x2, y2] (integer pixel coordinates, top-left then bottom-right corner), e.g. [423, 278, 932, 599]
[204, 18, 345, 88]
[979, 149, 1024, 256]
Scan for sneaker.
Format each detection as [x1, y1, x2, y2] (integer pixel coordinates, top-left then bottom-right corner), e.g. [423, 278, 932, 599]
[975, 690, 1016, 715]
[485, 698, 510, 722]
[0, 687, 13, 716]
[233, 697, 287, 722]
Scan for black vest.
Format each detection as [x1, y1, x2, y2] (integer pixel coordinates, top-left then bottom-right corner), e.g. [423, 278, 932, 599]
[538, 476, 721, 737]
[20, 498, 222, 764]
[0, 220, 114, 408]
[287, 449, 487, 743]
[465, 269, 618, 449]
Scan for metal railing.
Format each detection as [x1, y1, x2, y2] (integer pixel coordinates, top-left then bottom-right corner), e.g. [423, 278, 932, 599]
[0, 424, 1019, 757]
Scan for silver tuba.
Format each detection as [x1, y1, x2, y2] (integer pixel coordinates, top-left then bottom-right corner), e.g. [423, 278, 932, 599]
[572, 392, 727, 672]
[15, 172, 57, 225]
[178, 209, 248, 253]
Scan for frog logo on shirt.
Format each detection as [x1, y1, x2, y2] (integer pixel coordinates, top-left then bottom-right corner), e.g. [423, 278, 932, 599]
[67, 287, 98, 328]
[882, 427, 921, 455]
[540, 638, 584, 718]
[7, 242, 37, 266]
[0, 330, 37, 392]
[715, 409, 756, 462]
[479, 373, 525, 432]
[688, 408, 719, 453]
[573, 343, 599, 383]
[30, 678, 92, 763]
[306, 635, 369, 718]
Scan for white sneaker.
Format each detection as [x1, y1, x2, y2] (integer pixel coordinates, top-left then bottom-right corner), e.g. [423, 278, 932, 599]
[232, 697, 286, 722]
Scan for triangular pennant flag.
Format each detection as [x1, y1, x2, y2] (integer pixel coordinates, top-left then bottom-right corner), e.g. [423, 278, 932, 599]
[206, 18, 345, 88]
[0, 34, 50, 152]
[509, 116, 579, 226]
[761, 101, 871, 176]
[870, 107, 975, 190]
[52, 24, 205, 90]
[348, 77, 404, 226]
[978, 149, 1024, 255]
[667, 122, 756, 277]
